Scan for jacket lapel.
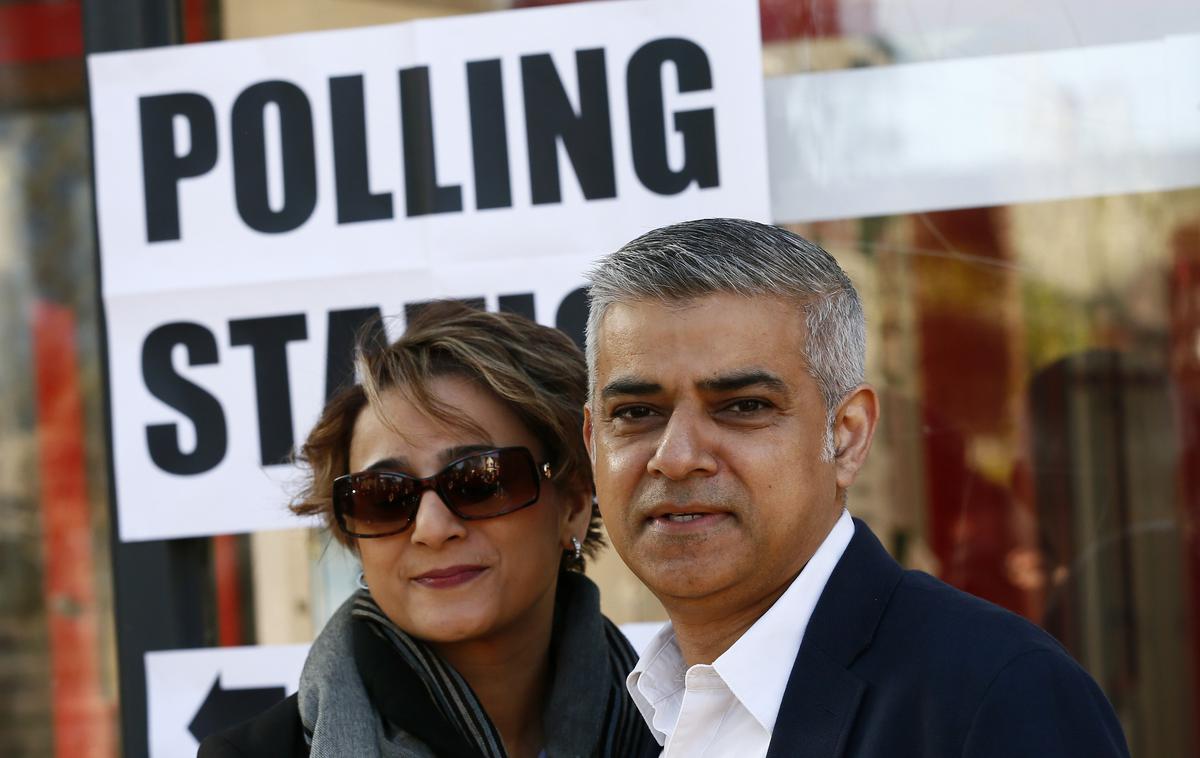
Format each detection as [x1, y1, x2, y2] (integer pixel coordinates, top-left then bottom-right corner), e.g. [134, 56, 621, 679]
[766, 519, 904, 758]
[765, 646, 865, 758]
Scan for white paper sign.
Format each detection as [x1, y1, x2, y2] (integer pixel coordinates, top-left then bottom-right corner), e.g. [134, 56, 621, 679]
[766, 34, 1200, 223]
[87, 0, 770, 541]
[145, 644, 310, 757]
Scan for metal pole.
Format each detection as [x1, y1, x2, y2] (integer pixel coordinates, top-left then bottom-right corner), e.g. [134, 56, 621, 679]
[81, 3, 215, 756]
[83, 0, 182, 54]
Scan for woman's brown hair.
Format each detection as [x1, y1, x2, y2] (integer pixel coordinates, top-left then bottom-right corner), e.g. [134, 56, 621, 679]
[291, 300, 603, 567]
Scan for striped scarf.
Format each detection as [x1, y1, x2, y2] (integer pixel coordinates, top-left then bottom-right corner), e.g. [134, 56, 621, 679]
[349, 571, 656, 758]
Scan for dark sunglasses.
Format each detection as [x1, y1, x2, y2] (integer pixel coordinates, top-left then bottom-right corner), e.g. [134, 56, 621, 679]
[332, 447, 552, 538]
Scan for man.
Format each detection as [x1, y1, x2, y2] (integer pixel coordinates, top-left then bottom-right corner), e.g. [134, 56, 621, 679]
[582, 218, 1129, 757]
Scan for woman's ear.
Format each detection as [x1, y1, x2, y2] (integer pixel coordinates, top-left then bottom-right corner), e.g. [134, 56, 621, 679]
[560, 485, 593, 545]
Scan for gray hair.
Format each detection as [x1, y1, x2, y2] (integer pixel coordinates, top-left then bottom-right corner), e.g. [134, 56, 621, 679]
[584, 218, 865, 459]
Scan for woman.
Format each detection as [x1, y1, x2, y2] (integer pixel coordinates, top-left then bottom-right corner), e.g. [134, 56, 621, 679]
[199, 301, 656, 757]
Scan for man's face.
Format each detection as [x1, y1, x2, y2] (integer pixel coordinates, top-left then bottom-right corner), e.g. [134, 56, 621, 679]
[584, 293, 845, 611]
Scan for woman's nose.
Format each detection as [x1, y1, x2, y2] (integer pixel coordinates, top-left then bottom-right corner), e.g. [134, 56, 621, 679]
[408, 489, 468, 547]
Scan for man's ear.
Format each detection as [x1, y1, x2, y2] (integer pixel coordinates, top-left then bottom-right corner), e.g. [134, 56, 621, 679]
[582, 404, 596, 464]
[832, 384, 879, 490]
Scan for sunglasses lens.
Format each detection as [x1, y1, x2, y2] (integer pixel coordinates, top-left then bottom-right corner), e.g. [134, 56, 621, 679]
[333, 448, 543, 536]
[334, 472, 420, 536]
[440, 449, 539, 517]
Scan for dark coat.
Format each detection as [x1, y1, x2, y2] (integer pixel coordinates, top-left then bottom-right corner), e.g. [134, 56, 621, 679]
[198, 693, 307, 757]
[766, 518, 1130, 758]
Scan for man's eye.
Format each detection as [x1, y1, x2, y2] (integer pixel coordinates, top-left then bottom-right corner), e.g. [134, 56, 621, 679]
[611, 405, 656, 420]
[725, 399, 770, 414]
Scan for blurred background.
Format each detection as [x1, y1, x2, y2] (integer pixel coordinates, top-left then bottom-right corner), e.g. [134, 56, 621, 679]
[2, 0, 1199, 755]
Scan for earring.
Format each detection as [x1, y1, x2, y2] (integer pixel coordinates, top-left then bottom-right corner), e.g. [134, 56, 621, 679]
[356, 571, 369, 591]
[571, 537, 582, 563]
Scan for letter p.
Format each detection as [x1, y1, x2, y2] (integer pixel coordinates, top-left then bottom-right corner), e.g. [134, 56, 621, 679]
[139, 93, 218, 243]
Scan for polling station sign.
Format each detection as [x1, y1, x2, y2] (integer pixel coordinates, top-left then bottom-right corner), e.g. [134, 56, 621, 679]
[88, 0, 771, 542]
[146, 644, 309, 755]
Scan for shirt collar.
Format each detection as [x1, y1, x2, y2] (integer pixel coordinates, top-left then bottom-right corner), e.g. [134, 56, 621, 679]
[625, 509, 856, 740]
[626, 622, 684, 745]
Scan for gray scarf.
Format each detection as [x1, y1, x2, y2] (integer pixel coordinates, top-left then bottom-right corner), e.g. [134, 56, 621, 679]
[297, 590, 432, 758]
[297, 572, 655, 758]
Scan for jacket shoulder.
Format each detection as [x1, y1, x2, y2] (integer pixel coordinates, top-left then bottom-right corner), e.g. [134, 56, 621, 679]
[849, 570, 1128, 755]
[889, 569, 1064, 662]
[197, 692, 307, 758]
[864, 569, 1101, 719]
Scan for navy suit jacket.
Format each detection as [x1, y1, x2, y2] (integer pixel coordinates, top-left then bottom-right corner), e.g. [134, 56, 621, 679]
[765, 519, 1130, 758]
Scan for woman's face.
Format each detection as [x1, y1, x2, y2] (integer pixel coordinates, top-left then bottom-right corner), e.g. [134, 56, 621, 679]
[349, 375, 589, 644]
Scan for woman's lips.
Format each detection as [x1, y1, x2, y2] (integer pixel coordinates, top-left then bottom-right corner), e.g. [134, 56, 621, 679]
[412, 565, 488, 589]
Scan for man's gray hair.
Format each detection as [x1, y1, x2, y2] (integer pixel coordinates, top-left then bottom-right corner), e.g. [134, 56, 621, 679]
[585, 218, 865, 456]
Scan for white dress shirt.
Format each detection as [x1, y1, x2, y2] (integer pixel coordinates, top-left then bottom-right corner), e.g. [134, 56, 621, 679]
[627, 509, 855, 757]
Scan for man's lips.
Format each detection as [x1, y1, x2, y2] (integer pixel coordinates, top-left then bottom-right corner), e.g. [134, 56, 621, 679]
[644, 504, 728, 521]
[643, 506, 731, 533]
[411, 565, 488, 588]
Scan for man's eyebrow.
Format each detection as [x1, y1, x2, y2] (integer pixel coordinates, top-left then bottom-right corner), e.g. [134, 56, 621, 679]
[600, 377, 663, 400]
[697, 369, 789, 394]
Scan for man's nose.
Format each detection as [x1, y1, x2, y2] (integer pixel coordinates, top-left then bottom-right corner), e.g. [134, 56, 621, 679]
[647, 407, 718, 480]
[409, 488, 468, 547]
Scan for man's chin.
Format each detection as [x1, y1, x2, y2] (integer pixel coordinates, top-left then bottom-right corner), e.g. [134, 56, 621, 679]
[634, 557, 739, 602]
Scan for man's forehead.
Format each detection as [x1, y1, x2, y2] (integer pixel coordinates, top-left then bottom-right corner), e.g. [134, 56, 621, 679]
[594, 296, 811, 392]
[596, 295, 805, 353]
[598, 297, 700, 333]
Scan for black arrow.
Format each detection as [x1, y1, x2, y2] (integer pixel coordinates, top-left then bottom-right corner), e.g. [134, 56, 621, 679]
[188, 675, 286, 743]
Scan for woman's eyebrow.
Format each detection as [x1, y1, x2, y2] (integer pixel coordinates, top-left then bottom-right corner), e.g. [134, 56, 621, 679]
[364, 456, 409, 472]
[439, 443, 496, 464]
[362, 444, 496, 473]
